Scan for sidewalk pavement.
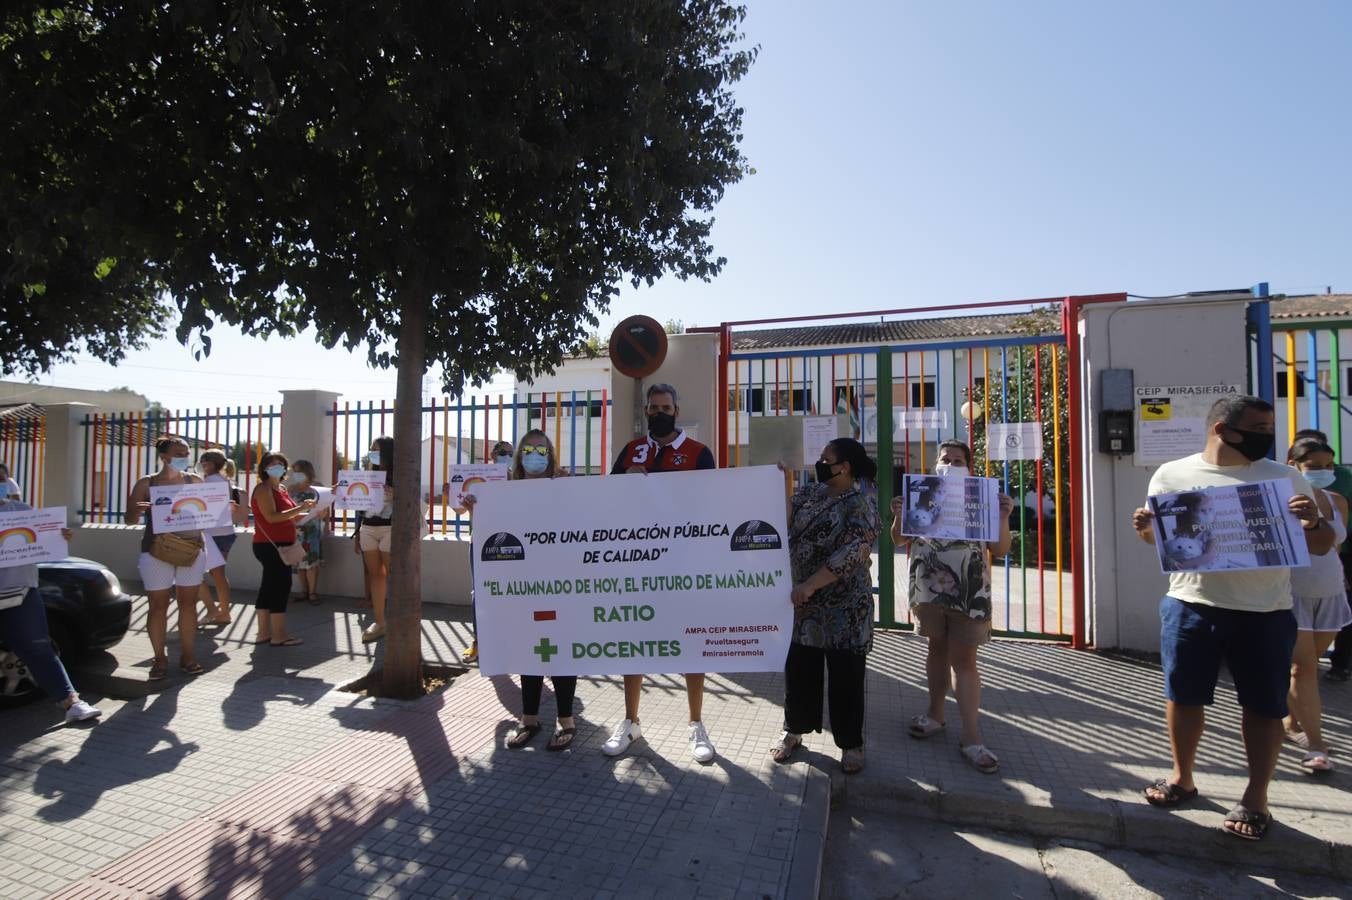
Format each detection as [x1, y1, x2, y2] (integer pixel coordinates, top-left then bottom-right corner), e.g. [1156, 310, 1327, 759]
[0, 591, 1348, 898]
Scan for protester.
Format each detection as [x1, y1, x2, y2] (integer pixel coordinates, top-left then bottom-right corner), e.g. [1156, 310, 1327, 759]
[126, 437, 208, 680]
[770, 438, 880, 774]
[197, 450, 243, 626]
[251, 451, 315, 647]
[0, 462, 21, 502]
[602, 383, 719, 763]
[0, 492, 100, 723]
[1293, 428, 1352, 684]
[353, 436, 394, 643]
[891, 440, 1013, 775]
[287, 459, 327, 605]
[1133, 396, 1334, 841]
[1282, 438, 1351, 772]
[465, 430, 577, 750]
[463, 440, 514, 664]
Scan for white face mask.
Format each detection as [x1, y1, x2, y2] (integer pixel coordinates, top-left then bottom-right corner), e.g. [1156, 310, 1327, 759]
[1304, 468, 1336, 489]
[935, 462, 969, 477]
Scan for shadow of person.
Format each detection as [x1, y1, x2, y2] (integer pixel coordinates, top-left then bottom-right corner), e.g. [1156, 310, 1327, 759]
[32, 688, 199, 823]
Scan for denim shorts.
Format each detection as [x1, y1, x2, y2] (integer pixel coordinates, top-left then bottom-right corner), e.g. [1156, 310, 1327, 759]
[1159, 596, 1297, 719]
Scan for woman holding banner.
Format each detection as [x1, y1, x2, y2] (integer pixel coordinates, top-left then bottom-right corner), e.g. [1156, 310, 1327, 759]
[772, 438, 880, 774]
[1283, 437, 1351, 773]
[126, 436, 209, 680]
[0, 488, 100, 722]
[891, 440, 1013, 775]
[464, 430, 578, 751]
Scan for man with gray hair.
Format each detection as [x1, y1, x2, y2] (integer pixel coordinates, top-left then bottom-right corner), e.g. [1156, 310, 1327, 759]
[603, 382, 718, 762]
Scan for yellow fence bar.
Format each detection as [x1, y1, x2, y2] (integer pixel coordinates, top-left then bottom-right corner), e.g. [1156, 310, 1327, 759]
[1285, 331, 1298, 445]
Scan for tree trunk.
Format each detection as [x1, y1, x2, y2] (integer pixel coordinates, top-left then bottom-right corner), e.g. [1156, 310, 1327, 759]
[382, 289, 428, 698]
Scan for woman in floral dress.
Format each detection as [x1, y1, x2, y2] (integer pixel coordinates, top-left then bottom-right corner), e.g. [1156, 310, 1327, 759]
[287, 459, 328, 604]
[771, 438, 880, 774]
[892, 440, 1012, 774]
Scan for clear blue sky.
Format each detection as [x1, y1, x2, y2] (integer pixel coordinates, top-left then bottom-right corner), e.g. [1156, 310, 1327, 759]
[41, 0, 1352, 408]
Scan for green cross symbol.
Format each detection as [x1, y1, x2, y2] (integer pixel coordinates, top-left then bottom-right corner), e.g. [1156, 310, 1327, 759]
[533, 637, 559, 663]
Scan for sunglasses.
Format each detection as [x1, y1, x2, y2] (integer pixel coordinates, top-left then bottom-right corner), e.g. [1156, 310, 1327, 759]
[521, 445, 550, 456]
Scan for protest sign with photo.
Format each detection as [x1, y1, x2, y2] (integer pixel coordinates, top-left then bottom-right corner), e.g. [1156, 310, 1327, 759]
[446, 464, 509, 514]
[471, 466, 793, 676]
[334, 470, 387, 512]
[1147, 479, 1311, 573]
[149, 482, 231, 534]
[0, 506, 68, 568]
[898, 474, 1000, 542]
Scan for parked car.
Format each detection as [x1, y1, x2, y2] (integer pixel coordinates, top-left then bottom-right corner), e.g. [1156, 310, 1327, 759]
[0, 557, 132, 706]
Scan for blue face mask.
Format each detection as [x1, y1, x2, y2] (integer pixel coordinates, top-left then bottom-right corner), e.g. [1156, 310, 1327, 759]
[169, 456, 191, 472]
[368, 450, 381, 467]
[522, 452, 550, 475]
[266, 465, 287, 480]
[1305, 469, 1336, 489]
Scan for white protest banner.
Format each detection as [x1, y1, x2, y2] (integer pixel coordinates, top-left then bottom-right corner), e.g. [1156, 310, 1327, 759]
[1148, 479, 1310, 573]
[0, 506, 68, 568]
[334, 470, 387, 512]
[899, 474, 1000, 542]
[149, 482, 231, 534]
[295, 487, 337, 526]
[472, 466, 793, 676]
[987, 422, 1043, 461]
[447, 464, 509, 514]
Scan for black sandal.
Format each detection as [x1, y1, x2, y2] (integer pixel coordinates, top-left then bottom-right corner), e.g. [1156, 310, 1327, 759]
[547, 727, 577, 751]
[507, 723, 542, 749]
[1143, 778, 1199, 808]
[1222, 804, 1272, 841]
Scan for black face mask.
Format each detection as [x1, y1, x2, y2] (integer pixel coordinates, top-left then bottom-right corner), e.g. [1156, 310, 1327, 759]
[647, 412, 677, 438]
[815, 460, 841, 483]
[1222, 428, 1275, 462]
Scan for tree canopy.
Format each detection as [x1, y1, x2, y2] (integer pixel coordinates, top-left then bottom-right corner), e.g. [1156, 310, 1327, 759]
[2, 1, 754, 695]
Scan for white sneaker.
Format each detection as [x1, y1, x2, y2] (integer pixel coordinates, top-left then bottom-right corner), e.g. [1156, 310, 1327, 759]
[64, 700, 102, 723]
[602, 718, 642, 757]
[688, 721, 716, 763]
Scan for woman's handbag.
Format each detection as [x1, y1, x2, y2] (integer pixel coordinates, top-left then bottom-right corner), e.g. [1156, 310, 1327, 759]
[150, 531, 205, 567]
[275, 540, 306, 566]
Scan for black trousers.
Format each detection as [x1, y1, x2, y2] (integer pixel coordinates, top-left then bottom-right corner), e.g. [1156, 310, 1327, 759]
[252, 542, 293, 613]
[521, 676, 578, 718]
[783, 641, 867, 750]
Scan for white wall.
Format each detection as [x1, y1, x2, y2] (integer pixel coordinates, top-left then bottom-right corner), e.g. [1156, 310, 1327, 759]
[1079, 295, 1253, 651]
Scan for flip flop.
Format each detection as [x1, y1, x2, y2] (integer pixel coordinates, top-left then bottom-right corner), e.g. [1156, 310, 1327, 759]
[148, 660, 168, 681]
[270, 637, 304, 647]
[507, 723, 542, 749]
[547, 727, 577, 752]
[1223, 804, 1272, 841]
[1301, 749, 1335, 773]
[1143, 778, 1199, 808]
[180, 661, 205, 676]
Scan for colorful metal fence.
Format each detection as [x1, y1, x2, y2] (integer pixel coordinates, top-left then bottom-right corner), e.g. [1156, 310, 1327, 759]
[328, 391, 611, 537]
[78, 406, 282, 524]
[1247, 303, 1352, 459]
[0, 404, 46, 506]
[724, 334, 1072, 640]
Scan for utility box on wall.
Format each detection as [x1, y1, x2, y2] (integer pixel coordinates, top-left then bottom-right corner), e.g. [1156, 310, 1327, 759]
[1098, 369, 1135, 454]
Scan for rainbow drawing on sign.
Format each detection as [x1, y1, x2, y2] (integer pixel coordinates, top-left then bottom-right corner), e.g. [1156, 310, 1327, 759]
[171, 497, 210, 515]
[347, 482, 371, 496]
[0, 527, 38, 545]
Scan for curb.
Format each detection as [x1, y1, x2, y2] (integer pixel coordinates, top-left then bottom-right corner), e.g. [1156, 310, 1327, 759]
[834, 775, 1351, 880]
[786, 767, 831, 900]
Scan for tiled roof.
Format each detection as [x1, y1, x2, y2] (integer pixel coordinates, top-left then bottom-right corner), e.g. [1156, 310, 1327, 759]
[1270, 294, 1352, 320]
[730, 311, 1054, 351]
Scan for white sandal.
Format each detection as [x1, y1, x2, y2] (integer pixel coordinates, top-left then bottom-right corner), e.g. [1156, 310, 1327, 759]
[1301, 749, 1334, 773]
[960, 743, 999, 774]
[908, 714, 945, 739]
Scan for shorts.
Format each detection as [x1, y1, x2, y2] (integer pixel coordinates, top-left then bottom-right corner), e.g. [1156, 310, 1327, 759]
[203, 535, 225, 571]
[1292, 593, 1352, 633]
[1159, 596, 1297, 719]
[912, 603, 992, 646]
[138, 550, 207, 592]
[358, 524, 393, 553]
[211, 533, 238, 558]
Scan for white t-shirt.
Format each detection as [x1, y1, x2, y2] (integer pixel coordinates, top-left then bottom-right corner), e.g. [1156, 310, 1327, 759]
[1147, 454, 1314, 613]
